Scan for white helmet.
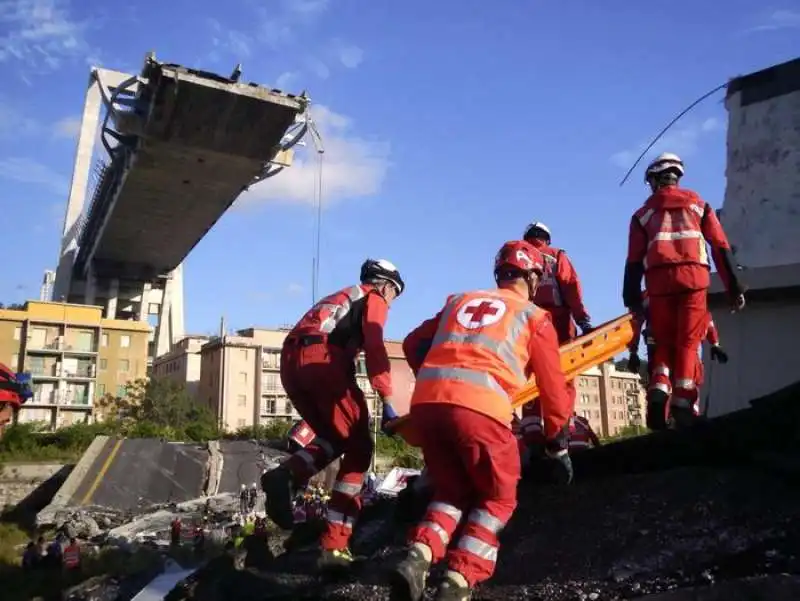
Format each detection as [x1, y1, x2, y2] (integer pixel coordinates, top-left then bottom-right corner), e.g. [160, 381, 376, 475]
[645, 152, 685, 182]
[360, 258, 405, 295]
[523, 221, 551, 243]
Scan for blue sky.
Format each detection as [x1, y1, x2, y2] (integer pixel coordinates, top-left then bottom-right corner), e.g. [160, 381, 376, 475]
[0, 1, 798, 340]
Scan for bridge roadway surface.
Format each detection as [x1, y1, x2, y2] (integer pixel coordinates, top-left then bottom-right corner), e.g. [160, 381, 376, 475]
[69, 437, 208, 511]
[63, 437, 287, 512]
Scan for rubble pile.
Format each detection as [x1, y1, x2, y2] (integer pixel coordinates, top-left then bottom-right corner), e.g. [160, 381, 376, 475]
[164, 381, 800, 601]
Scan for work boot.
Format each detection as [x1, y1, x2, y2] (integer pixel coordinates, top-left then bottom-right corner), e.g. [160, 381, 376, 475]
[645, 389, 670, 431]
[261, 466, 295, 530]
[317, 547, 354, 571]
[434, 572, 472, 601]
[671, 405, 696, 429]
[389, 545, 431, 601]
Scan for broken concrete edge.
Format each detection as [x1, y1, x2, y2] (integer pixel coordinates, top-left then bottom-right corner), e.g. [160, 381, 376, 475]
[105, 493, 239, 545]
[205, 441, 223, 497]
[36, 434, 111, 527]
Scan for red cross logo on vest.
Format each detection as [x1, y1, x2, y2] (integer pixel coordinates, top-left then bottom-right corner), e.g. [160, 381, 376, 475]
[456, 298, 507, 329]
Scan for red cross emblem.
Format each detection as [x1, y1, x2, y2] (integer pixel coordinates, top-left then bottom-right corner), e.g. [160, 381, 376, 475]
[456, 298, 507, 329]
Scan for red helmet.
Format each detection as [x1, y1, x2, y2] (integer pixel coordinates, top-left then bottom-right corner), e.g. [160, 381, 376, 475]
[494, 240, 544, 276]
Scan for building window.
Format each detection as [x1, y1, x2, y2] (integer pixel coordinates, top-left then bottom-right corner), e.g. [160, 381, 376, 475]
[13, 326, 21, 341]
[237, 419, 246, 427]
[98, 384, 106, 396]
[240, 349, 249, 360]
[99, 358, 108, 370]
[120, 335, 131, 348]
[119, 359, 130, 372]
[101, 333, 108, 347]
[117, 385, 126, 397]
[355, 356, 367, 375]
[237, 394, 247, 407]
[239, 371, 248, 384]
[264, 373, 278, 391]
[286, 400, 293, 414]
[148, 303, 159, 315]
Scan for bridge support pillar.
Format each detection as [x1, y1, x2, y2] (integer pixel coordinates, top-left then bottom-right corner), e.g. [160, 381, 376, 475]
[106, 278, 119, 320]
[84, 268, 96, 306]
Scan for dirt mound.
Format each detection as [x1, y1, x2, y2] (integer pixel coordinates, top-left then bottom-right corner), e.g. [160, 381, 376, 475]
[166, 381, 800, 600]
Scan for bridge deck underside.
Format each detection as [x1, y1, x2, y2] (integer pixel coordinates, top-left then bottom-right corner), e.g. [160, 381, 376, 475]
[76, 65, 304, 280]
[88, 141, 264, 279]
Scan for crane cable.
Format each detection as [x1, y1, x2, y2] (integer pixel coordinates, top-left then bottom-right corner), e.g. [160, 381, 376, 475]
[618, 81, 728, 187]
[305, 113, 325, 304]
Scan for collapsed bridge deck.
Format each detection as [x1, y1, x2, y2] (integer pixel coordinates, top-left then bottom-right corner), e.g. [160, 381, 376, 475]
[75, 56, 307, 281]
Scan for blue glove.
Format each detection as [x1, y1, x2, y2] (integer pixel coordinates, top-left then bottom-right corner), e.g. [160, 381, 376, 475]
[381, 402, 398, 436]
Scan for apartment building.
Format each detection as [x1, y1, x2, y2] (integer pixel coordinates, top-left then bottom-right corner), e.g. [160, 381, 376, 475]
[151, 335, 210, 398]
[0, 301, 150, 428]
[574, 361, 645, 437]
[191, 328, 414, 431]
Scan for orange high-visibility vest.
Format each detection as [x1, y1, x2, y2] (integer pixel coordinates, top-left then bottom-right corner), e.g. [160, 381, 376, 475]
[411, 289, 545, 427]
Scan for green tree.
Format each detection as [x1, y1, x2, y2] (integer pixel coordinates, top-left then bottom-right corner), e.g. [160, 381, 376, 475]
[96, 377, 220, 441]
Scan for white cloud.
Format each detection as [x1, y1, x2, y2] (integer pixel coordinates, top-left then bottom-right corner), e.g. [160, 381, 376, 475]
[332, 40, 364, 69]
[610, 116, 724, 170]
[275, 71, 299, 90]
[747, 9, 800, 32]
[307, 58, 330, 79]
[207, 18, 252, 60]
[0, 0, 93, 71]
[239, 104, 390, 207]
[0, 156, 68, 194]
[286, 282, 304, 295]
[283, 0, 329, 16]
[53, 115, 81, 139]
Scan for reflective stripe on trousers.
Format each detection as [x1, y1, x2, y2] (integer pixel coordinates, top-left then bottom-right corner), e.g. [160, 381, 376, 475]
[455, 509, 506, 565]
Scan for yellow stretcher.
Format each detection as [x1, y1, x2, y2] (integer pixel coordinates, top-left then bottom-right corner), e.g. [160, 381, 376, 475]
[390, 312, 635, 446]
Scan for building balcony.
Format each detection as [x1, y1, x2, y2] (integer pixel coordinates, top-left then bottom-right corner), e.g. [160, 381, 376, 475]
[26, 340, 64, 353]
[62, 343, 98, 355]
[28, 366, 60, 379]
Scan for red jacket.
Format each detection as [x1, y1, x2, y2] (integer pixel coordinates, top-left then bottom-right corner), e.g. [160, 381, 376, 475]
[528, 240, 590, 325]
[287, 284, 394, 397]
[624, 186, 742, 304]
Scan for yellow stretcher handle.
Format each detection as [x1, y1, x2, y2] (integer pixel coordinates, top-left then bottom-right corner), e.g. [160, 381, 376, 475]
[389, 312, 635, 447]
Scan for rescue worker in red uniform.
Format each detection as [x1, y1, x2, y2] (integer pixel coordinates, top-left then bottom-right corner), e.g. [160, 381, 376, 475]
[568, 414, 601, 452]
[520, 222, 593, 452]
[623, 153, 745, 431]
[261, 259, 404, 569]
[391, 240, 573, 601]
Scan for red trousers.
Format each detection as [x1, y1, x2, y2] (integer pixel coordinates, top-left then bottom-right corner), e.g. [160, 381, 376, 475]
[280, 342, 373, 551]
[521, 309, 575, 447]
[647, 289, 708, 411]
[408, 403, 520, 587]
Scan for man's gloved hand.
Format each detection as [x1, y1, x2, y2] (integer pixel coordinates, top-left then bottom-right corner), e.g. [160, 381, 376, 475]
[577, 320, 594, 336]
[380, 400, 398, 436]
[710, 345, 729, 364]
[544, 448, 574, 485]
[627, 353, 641, 374]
